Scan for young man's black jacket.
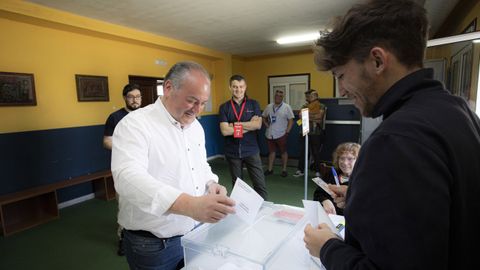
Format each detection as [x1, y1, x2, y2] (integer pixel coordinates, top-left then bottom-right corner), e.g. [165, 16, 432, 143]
[321, 69, 480, 270]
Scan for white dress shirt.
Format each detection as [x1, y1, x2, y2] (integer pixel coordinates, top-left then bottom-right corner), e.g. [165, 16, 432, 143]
[262, 102, 294, 139]
[111, 98, 218, 238]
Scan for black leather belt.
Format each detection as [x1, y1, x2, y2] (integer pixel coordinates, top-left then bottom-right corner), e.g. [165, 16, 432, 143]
[126, 229, 182, 240]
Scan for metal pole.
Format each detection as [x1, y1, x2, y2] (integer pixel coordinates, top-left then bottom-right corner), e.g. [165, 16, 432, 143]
[304, 134, 309, 200]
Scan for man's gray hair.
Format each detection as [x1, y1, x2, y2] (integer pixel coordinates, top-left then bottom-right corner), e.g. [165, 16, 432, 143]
[164, 61, 210, 90]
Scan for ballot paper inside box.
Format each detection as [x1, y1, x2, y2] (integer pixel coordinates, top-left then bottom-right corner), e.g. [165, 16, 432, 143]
[181, 203, 308, 270]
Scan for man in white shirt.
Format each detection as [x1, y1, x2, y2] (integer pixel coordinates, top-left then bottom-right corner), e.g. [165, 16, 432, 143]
[103, 83, 142, 256]
[262, 89, 294, 177]
[112, 61, 235, 270]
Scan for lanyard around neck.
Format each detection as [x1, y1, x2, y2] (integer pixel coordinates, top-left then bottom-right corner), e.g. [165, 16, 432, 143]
[230, 97, 247, 122]
[273, 102, 283, 114]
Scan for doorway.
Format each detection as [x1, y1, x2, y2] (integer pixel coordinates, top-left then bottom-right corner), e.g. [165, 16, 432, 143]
[128, 75, 164, 107]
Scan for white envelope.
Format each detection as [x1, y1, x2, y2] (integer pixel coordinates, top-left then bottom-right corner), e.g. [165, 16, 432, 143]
[302, 200, 339, 237]
[230, 178, 264, 225]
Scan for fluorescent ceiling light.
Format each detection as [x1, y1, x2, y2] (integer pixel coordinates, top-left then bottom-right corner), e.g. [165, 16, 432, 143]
[427, 31, 480, 47]
[277, 33, 320, 45]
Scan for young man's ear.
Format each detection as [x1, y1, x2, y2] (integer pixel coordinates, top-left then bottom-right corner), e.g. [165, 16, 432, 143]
[370, 47, 387, 73]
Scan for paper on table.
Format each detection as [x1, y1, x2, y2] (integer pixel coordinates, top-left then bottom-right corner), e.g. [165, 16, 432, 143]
[273, 209, 304, 224]
[230, 178, 264, 225]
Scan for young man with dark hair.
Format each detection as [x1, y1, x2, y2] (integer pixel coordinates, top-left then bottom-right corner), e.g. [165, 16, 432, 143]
[219, 75, 268, 200]
[103, 84, 142, 150]
[304, 0, 480, 269]
[103, 83, 142, 256]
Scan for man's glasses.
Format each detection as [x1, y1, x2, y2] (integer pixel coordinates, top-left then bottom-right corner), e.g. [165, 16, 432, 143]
[126, 95, 142, 100]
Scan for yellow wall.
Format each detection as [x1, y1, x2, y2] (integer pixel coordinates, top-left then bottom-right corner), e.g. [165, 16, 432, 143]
[232, 57, 246, 78]
[0, 0, 231, 133]
[230, 51, 333, 108]
[3, 0, 478, 134]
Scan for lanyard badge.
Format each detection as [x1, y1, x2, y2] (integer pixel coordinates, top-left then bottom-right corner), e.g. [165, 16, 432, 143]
[270, 103, 282, 124]
[231, 98, 247, 139]
[269, 115, 277, 123]
[233, 123, 243, 138]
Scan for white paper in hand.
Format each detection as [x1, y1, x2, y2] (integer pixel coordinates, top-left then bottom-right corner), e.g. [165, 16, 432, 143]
[311, 177, 334, 196]
[329, 214, 346, 239]
[302, 200, 337, 233]
[302, 200, 320, 227]
[230, 178, 264, 225]
[303, 200, 337, 269]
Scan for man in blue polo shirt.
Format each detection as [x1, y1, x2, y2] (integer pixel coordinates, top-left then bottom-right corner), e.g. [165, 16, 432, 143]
[219, 75, 268, 200]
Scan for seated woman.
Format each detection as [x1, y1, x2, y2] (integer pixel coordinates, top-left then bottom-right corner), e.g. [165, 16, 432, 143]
[313, 142, 361, 215]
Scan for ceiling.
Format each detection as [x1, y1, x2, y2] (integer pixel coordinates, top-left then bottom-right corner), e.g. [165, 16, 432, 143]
[26, 0, 460, 57]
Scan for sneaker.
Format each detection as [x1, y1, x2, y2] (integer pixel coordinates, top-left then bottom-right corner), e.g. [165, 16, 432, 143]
[281, 171, 288, 177]
[293, 170, 304, 177]
[264, 170, 273, 176]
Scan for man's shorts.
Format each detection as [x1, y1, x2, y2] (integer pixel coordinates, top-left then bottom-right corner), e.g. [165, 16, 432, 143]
[267, 134, 288, 153]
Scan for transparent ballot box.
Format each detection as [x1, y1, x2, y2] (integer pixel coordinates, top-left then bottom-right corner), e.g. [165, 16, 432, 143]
[181, 203, 309, 270]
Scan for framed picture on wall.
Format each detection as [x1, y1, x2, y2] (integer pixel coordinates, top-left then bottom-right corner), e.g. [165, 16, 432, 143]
[75, 74, 109, 102]
[0, 72, 37, 106]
